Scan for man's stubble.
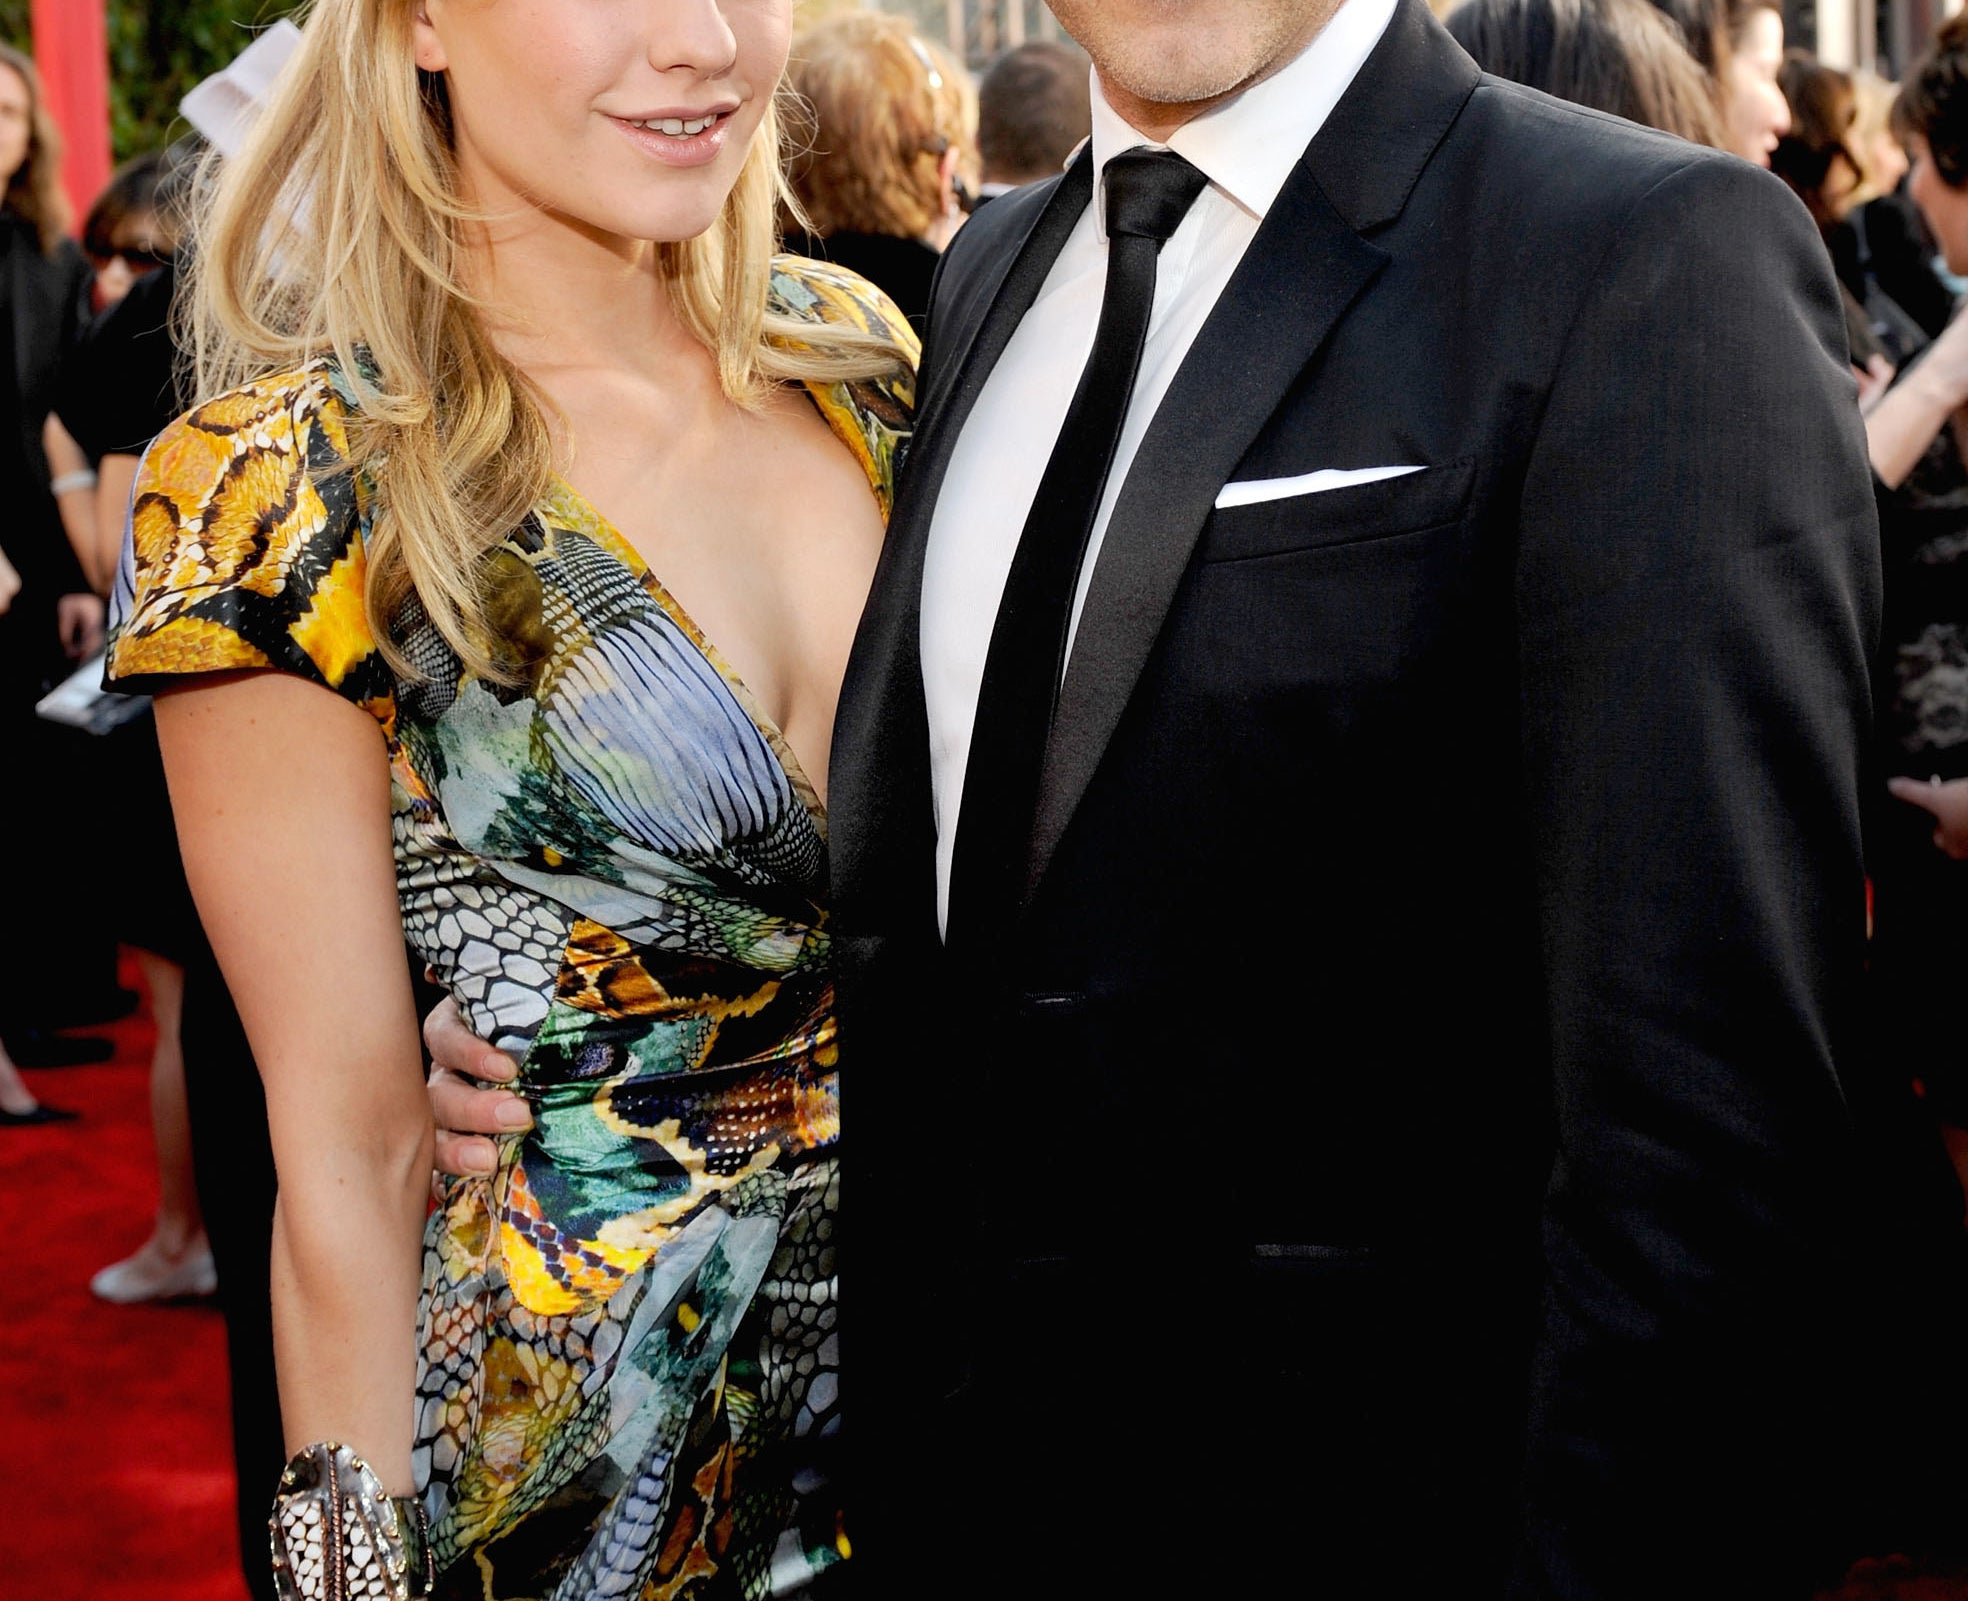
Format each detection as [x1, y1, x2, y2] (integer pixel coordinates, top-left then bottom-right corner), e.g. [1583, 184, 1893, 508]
[1044, 0, 1342, 138]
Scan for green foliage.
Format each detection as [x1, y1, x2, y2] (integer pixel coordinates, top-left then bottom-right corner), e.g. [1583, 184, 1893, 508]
[110, 0, 292, 160]
[0, 1, 293, 163]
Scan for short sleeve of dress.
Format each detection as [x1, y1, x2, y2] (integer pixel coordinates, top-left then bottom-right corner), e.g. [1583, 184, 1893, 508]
[769, 256, 919, 520]
[104, 362, 394, 732]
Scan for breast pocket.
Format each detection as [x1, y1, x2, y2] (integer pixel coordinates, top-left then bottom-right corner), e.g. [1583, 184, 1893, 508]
[1197, 455, 1477, 564]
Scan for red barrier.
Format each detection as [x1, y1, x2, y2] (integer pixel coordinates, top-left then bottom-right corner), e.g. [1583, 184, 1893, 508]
[30, 0, 111, 232]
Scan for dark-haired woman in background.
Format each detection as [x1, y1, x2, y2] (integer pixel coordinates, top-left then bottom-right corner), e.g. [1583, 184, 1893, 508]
[1629, 0, 1791, 161]
[53, 147, 220, 1305]
[1722, 0, 1791, 163]
[1446, 0, 1725, 145]
[1771, 54, 1931, 375]
[80, 150, 174, 317]
[1773, 55, 1865, 225]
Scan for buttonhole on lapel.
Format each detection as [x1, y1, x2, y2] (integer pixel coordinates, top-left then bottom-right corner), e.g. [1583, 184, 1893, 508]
[1017, 991, 1085, 1020]
[1252, 1242, 1376, 1262]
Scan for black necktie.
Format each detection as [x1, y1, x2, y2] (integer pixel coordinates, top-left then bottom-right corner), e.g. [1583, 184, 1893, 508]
[947, 147, 1211, 952]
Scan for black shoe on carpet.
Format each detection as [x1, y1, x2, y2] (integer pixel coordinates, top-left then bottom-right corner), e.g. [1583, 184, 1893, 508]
[3, 1031, 115, 1068]
[0, 1103, 79, 1125]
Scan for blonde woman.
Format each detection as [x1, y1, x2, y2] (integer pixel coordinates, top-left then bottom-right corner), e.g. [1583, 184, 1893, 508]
[105, 0, 913, 1594]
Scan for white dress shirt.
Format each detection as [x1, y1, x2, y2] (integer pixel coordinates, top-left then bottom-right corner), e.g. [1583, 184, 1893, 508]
[918, 0, 1399, 934]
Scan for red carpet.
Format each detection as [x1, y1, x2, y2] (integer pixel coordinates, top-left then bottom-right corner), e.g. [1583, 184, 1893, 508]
[3, 960, 1963, 1600]
[0, 954, 251, 1601]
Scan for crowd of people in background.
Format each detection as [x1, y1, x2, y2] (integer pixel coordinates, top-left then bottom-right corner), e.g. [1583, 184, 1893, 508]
[1438, 0, 1968, 1183]
[6, 0, 1968, 1593]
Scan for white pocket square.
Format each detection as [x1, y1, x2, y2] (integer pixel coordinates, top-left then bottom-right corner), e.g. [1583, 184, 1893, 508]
[1214, 464, 1425, 510]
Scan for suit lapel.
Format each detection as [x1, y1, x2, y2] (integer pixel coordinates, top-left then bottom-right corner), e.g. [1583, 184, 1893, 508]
[829, 155, 1095, 932]
[1026, 177, 1386, 901]
[1023, 0, 1480, 902]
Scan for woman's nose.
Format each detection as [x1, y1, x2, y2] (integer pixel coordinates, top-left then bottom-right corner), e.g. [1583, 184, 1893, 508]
[643, 0, 739, 78]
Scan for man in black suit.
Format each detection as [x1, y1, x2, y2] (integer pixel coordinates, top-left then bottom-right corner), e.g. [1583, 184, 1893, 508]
[428, 0, 1961, 1591]
[827, 0, 1958, 1595]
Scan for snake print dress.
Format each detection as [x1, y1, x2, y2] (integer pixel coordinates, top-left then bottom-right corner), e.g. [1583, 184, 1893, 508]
[105, 261, 915, 1599]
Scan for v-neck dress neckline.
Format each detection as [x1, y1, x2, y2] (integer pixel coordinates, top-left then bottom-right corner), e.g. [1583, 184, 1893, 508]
[537, 472, 830, 834]
[537, 371, 892, 836]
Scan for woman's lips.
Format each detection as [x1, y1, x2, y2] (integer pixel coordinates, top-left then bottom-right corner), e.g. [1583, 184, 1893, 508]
[609, 109, 734, 169]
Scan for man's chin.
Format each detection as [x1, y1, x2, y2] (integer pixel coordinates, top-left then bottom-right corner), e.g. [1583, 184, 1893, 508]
[1093, 52, 1266, 120]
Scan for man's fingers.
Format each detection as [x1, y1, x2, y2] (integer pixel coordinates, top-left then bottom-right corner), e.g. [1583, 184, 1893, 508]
[1887, 775, 1945, 818]
[428, 1057, 529, 1181]
[423, 995, 517, 1083]
[433, 1131, 501, 1180]
[422, 995, 459, 1056]
[428, 1064, 531, 1134]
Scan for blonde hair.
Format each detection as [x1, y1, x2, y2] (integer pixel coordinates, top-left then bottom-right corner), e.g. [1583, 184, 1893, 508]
[786, 11, 979, 242]
[0, 45, 73, 254]
[188, 0, 907, 683]
[1849, 70, 1906, 206]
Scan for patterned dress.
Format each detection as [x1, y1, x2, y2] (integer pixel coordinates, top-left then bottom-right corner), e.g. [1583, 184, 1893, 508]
[105, 261, 915, 1599]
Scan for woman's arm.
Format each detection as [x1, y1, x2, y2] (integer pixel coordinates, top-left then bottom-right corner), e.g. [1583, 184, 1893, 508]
[44, 415, 101, 591]
[156, 670, 431, 1495]
[96, 453, 140, 590]
[1865, 309, 1968, 489]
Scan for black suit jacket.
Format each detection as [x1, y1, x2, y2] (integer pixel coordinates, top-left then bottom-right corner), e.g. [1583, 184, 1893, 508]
[831, 6, 1929, 1595]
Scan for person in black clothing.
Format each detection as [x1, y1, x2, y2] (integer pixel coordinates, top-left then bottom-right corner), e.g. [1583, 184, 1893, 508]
[1860, 181, 1958, 340]
[0, 43, 122, 1061]
[784, 10, 977, 328]
[49, 149, 224, 1311]
[1850, 69, 1958, 342]
[1865, 22, 1968, 1167]
[1774, 53, 1935, 375]
[56, 258, 177, 484]
[81, 151, 176, 319]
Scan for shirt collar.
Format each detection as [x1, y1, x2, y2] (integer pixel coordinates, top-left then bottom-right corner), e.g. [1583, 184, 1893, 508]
[1087, 0, 1399, 232]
